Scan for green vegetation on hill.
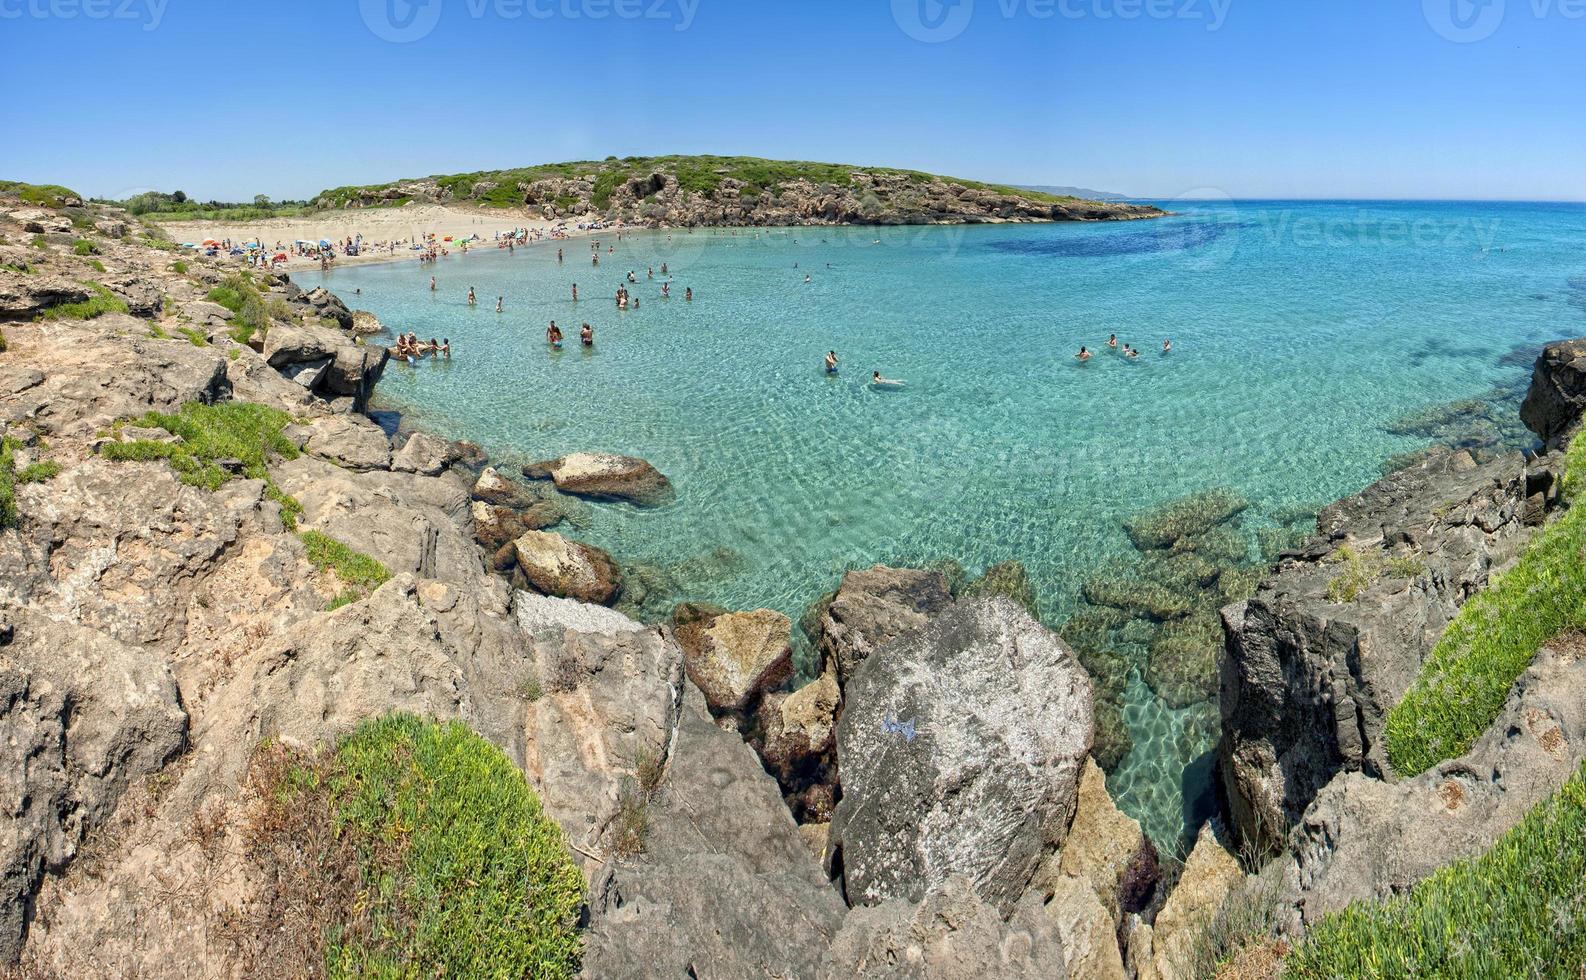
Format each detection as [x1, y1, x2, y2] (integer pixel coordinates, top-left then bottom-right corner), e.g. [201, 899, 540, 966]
[0, 180, 82, 209]
[299, 530, 392, 609]
[251, 715, 584, 978]
[1286, 760, 1586, 978]
[103, 188, 314, 224]
[37, 282, 128, 321]
[1384, 434, 1586, 775]
[314, 154, 1089, 211]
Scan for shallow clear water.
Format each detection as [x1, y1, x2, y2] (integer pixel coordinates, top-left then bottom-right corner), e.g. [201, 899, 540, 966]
[301, 200, 1586, 849]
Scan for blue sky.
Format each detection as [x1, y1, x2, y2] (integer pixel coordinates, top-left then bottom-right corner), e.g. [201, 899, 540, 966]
[3, 0, 1582, 201]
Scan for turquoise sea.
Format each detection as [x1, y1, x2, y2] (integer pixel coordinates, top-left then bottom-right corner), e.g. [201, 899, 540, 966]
[300, 200, 1586, 849]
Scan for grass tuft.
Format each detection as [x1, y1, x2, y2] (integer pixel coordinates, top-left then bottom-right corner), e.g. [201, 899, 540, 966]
[1386, 435, 1586, 775]
[298, 529, 391, 608]
[37, 282, 128, 321]
[245, 715, 584, 978]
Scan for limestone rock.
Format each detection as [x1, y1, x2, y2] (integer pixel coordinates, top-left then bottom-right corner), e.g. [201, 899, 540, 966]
[303, 414, 392, 471]
[523, 451, 672, 506]
[391, 431, 457, 476]
[0, 611, 188, 962]
[1219, 447, 1540, 848]
[830, 598, 1093, 914]
[676, 607, 794, 714]
[1264, 635, 1586, 935]
[0, 272, 88, 319]
[1043, 874, 1127, 980]
[511, 530, 622, 605]
[1147, 825, 1242, 980]
[818, 564, 954, 684]
[828, 877, 1071, 979]
[1037, 758, 1146, 920]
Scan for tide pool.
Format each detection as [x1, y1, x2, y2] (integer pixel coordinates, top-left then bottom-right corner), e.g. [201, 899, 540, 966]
[299, 200, 1585, 849]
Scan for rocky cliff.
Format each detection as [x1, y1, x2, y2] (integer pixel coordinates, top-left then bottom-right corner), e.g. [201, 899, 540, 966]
[314, 154, 1165, 227]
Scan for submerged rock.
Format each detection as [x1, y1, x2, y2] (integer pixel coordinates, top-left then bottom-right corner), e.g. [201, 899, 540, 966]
[675, 607, 795, 714]
[511, 530, 622, 605]
[523, 451, 672, 506]
[1146, 613, 1222, 709]
[830, 598, 1093, 913]
[960, 559, 1040, 618]
[1124, 488, 1248, 551]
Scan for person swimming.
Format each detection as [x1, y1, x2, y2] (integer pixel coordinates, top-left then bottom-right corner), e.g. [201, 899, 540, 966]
[872, 371, 905, 386]
[1076, 346, 1092, 362]
[1107, 334, 1118, 350]
[467, 287, 476, 306]
[685, 287, 693, 301]
[804, 274, 812, 284]
[440, 338, 451, 359]
[580, 323, 593, 346]
[1124, 345, 1140, 359]
[825, 350, 839, 373]
[1162, 338, 1172, 353]
[496, 296, 503, 313]
[572, 283, 578, 302]
[547, 321, 563, 347]
[430, 276, 436, 291]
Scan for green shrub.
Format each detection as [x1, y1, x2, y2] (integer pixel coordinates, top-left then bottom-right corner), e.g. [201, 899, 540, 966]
[1386, 436, 1586, 775]
[16, 460, 61, 483]
[72, 238, 97, 255]
[1287, 761, 1586, 978]
[0, 327, 7, 353]
[177, 326, 209, 347]
[87, 258, 105, 273]
[170, 260, 189, 274]
[324, 715, 583, 976]
[0, 181, 80, 208]
[298, 530, 391, 608]
[29, 235, 46, 249]
[37, 282, 128, 321]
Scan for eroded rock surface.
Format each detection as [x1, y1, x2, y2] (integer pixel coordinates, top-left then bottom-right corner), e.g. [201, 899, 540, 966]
[524, 451, 672, 506]
[830, 598, 1093, 913]
[818, 564, 954, 684]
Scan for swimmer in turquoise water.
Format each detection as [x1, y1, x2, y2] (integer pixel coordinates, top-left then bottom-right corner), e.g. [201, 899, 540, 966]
[825, 350, 839, 373]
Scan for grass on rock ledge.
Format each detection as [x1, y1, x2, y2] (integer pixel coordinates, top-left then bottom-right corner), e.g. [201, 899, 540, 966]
[37, 282, 127, 321]
[1385, 434, 1586, 776]
[100, 402, 304, 528]
[247, 714, 584, 978]
[1285, 760, 1586, 978]
[299, 529, 391, 610]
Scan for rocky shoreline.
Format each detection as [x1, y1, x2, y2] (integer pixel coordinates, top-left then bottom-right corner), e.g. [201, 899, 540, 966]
[4, 188, 1585, 977]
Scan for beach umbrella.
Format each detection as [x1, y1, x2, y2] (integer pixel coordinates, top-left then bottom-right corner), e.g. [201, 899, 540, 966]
[319, 239, 332, 247]
[202, 239, 219, 246]
[180, 243, 195, 249]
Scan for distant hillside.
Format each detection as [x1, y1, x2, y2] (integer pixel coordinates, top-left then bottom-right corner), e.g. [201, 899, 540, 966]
[313, 155, 1164, 227]
[1016, 184, 1133, 202]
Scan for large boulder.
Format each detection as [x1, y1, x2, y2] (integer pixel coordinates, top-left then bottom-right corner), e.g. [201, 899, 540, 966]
[751, 667, 843, 823]
[675, 607, 795, 714]
[511, 530, 622, 605]
[523, 451, 672, 506]
[818, 565, 954, 683]
[830, 598, 1093, 914]
[0, 273, 89, 320]
[1218, 448, 1540, 849]
[1520, 337, 1586, 445]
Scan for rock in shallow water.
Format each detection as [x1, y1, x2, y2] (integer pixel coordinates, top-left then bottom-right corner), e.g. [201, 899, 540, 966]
[830, 598, 1093, 914]
[818, 564, 954, 683]
[510, 530, 622, 605]
[523, 451, 672, 505]
[1123, 488, 1248, 551]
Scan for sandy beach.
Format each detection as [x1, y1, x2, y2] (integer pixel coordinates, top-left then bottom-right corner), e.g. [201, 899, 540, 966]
[159, 203, 609, 272]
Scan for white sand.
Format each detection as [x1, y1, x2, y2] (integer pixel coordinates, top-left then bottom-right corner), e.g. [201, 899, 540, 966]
[159, 203, 606, 271]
